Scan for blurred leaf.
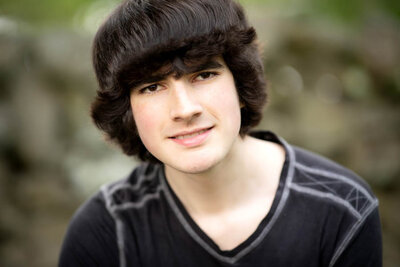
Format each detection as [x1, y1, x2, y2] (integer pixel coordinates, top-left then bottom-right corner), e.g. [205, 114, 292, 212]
[0, 0, 108, 26]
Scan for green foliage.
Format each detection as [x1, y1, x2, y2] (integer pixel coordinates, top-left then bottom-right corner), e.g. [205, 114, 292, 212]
[0, 0, 117, 26]
[1, 0, 398, 25]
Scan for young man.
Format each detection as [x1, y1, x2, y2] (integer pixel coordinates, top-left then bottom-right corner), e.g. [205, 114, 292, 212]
[59, 0, 382, 266]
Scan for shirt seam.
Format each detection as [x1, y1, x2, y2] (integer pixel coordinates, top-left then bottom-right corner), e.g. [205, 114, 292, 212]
[291, 162, 378, 267]
[288, 183, 362, 220]
[101, 165, 163, 212]
[295, 163, 375, 203]
[112, 185, 162, 211]
[101, 184, 127, 267]
[328, 200, 379, 267]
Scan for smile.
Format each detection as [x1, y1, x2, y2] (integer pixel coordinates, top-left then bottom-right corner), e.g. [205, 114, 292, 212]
[174, 128, 210, 139]
[169, 127, 213, 147]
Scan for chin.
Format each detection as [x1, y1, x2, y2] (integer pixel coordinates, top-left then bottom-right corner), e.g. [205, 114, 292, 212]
[172, 161, 214, 175]
[168, 153, 222, 175]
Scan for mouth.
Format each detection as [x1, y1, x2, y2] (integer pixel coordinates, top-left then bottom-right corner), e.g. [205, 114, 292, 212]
[168, 127, 214, 147]
[170, 127, 213, 140]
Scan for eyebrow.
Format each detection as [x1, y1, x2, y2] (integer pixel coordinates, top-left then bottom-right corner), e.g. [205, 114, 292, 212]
[187, 60, 224, 74]
[131, 60, 224, 90]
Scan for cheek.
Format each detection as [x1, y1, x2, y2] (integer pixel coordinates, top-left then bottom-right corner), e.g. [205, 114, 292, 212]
[131, 102, 159, 145]
[225, 98, 242, 133]
[207, 82, 241, 126]
[222, 91, 241, 132]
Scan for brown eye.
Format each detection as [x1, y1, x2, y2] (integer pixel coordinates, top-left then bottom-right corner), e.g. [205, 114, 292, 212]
[194, 72, 217, 81]
[140, 84, 161, 94]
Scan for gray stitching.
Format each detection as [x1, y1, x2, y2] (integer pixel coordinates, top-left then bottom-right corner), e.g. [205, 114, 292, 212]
[115, 219, 126, 267]
[100, 176, 161, 267]
[112, 185, 162, 212]
[347, 195, 367, 204]
[328, 201, 378, 267]
[358, 198, 371, 215]
[109, 182, 142, 196]
[297, 169, 339, 195]
[101, 184, 112, 210]
[345, 187, 356, 201]
[295, 163, 374, 202]
[108, 164, 155, 196]
[296, 180, 345, 186]
[101, 184, 126, 267]
[289, 183, 362, 220]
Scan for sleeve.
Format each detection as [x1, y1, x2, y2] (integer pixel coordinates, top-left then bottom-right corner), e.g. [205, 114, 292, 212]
[332, 207, 382, 267]
[58, 193, 120, 267]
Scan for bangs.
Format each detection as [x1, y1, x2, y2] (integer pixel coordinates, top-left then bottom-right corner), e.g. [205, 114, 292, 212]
[128, 56, 227, 92]
[117, 26, 256, 91]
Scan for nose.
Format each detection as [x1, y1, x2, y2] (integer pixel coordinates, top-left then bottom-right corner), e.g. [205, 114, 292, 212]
[169, 80, 203, 122]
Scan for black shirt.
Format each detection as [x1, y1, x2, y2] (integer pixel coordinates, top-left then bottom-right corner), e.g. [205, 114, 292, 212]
[59, 132, 382, 267]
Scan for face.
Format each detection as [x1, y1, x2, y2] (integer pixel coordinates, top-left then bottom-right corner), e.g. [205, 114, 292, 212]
[130, 57, 242, 174]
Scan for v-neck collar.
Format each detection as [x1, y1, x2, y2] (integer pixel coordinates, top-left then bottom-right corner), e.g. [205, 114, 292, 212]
[159, 131, 296, 264]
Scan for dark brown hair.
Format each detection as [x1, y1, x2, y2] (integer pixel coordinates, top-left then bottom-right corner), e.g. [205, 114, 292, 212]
[91, 0, 267, 162]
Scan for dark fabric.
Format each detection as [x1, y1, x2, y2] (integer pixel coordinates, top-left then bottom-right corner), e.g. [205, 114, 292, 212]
[59, 131, 382, 267]
[59, 194, 119, 266]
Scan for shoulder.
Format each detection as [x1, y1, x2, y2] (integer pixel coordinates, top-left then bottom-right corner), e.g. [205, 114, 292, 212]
[59, 191, 119, 266]
[250, 130, 378, 218]
[101, 162, 163, 212]
[288, 145, 378, 220]
[285, 144, 381, 267]
[59, 162, 162, 266]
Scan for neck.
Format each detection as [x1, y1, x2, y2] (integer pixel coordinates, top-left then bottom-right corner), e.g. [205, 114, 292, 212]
[164, 135, 285, 216]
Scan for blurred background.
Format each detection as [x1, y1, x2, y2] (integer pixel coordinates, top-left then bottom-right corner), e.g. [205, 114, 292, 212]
[0, 0, 399, 266]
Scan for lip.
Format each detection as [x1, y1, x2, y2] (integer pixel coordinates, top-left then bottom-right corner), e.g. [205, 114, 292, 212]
[169, 126, 213, 147]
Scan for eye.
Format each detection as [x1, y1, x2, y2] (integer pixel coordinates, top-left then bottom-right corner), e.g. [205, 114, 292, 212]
[139, 84, 162, 94]
[193, 72, 217, 82]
